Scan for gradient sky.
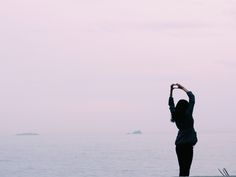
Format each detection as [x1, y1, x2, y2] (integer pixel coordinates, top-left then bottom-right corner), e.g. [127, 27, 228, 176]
[0, 0, 236, 134]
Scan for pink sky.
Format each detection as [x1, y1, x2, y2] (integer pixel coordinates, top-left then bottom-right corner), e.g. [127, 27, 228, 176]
[0, 0, 236, 134]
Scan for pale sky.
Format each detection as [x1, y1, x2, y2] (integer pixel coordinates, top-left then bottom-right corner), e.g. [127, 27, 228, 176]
[0, 0, 236, 134]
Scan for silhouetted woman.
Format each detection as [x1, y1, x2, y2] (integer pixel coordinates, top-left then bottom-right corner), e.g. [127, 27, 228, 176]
[168, 83, 198, 176]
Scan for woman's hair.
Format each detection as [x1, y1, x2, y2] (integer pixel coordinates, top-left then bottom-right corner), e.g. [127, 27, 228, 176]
[171, 99, 189, 122]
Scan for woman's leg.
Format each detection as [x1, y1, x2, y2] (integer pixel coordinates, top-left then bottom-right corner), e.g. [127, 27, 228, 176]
[176, 145, 193, 176]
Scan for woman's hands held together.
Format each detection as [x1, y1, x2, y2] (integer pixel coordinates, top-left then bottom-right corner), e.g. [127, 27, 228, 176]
[170, 83, 189, 93]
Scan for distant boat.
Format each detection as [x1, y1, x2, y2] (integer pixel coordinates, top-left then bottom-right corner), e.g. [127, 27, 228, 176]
[132, 130, 142, 134]
[16, 133, 39, 136]
[127, 130, 142, 135]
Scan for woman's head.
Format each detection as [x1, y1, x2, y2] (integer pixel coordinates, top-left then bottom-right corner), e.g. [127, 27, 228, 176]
[176, 99, 189, 112]
[171, 99, 189, 122]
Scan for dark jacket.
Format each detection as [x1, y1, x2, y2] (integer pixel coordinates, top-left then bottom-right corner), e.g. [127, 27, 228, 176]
[168, 91, 198, 146]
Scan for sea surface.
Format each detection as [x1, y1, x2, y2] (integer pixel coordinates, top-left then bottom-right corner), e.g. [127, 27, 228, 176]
[0, 132, 235, 177]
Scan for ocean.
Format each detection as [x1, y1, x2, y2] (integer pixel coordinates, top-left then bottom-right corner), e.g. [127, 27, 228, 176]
[0, 132, 235, 177]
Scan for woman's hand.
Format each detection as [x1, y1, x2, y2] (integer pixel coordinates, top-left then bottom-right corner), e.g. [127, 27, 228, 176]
[171, 84, 176, 90]
[176, 83, 184, 89]
[170, 84, 176, 97]
[176, 83, 189, 92]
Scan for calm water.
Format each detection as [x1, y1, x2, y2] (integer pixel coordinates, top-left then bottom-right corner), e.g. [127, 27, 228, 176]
[0, 132, 235, 177]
